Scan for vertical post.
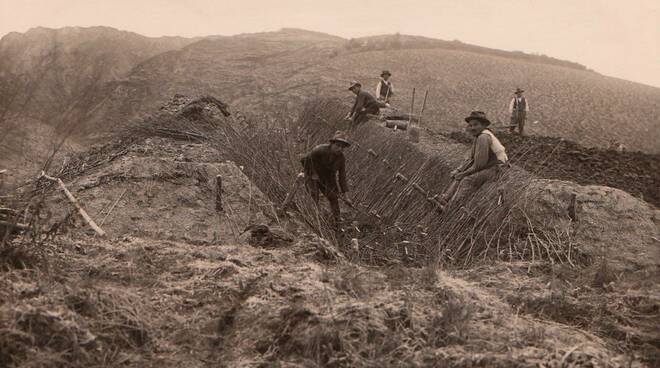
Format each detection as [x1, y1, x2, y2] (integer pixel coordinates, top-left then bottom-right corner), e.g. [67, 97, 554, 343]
[409, 88, 416, 127]
[419, 90, 429, 126]
[215, 175, 223, 212]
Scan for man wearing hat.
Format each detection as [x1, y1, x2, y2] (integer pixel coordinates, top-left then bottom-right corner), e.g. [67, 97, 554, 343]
[300, 131, 353, 229]
[346, 80, 380, 126]
[438, 111, 508, 210]
[375, 70, 394, 103]
[508, 88, 529, 135]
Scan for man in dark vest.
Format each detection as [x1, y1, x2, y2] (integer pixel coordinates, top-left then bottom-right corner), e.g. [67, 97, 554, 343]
[375, 70, 394, 103]
[508, 88, 529, 135]
[438, 111, 508, 211]
[346, 81, 380, 127]
[300, 131, 353, 229]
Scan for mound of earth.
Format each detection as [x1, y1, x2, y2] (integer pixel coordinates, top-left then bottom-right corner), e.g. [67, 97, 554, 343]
[43, 137, 271, 244]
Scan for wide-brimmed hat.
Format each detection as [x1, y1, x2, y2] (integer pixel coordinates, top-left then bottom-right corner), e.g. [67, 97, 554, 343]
[464, 111, 491, 126]
[380, 70, 391, 77]
[329, 131, 351, 146]
[348, 80, 362, 90]
[514, 88, 524, 94]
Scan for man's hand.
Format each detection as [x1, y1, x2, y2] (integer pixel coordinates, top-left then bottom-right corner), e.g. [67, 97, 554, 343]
[450, 169, 459, 179]
[297, 172, 305, 179]
[344, 113, 353, 121]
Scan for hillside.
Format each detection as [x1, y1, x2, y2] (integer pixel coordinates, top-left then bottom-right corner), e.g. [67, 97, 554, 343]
[69, 30, 660, 154]
[0, 26, 201, 188]
[1, 96, 658, 367]
[0, 26, 199, 119]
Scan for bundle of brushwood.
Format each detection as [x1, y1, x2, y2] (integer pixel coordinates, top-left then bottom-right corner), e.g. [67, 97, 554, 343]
[292, 98, 579, 267]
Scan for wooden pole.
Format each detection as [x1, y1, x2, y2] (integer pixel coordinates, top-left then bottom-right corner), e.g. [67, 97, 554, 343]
[215, 175, 224, 212]
[409, 88, 416, 126]
[40, 172, 106, 237]
[419, 90, 429, 126]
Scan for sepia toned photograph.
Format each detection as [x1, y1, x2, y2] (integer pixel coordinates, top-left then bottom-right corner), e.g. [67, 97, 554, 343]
[0, 1, 658, 367]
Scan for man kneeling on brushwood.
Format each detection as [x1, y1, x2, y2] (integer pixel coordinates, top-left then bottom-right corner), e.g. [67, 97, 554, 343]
[300, 131, 353, 229]
[439, 111, 508, 211]
[345, 80, 380, 127]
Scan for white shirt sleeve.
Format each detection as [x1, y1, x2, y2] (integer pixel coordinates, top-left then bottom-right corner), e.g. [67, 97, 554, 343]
[508, 98, 515, 113]
[375, 81, 382, 99]
[525, 99, 529, 112]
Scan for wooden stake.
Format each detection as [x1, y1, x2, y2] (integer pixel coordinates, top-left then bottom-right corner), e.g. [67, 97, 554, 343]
[40, 171, 106, 237]
[215, 175, 223, 212]
[419, 90, 429, 126]
[409, 88, 416, 126]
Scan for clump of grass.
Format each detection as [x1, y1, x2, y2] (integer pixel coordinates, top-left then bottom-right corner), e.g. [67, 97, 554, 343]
[333, 266, 367, 298]
[427, 296, 473, 347]
[592, 257, 617, 289]
[420, 263, 440, 289]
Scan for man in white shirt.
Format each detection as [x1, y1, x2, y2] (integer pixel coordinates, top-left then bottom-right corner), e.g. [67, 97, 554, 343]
[375, 70, 394, 103]
[508, 88, 529, 135]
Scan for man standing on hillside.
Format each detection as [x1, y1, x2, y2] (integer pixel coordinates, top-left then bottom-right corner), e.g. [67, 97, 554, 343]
[375, 70, 394, 103]
[300, 131, 353, 230]
[438, 111, 508, 211]
[346, 81, 380, 127]
[509, 88, 529, 135]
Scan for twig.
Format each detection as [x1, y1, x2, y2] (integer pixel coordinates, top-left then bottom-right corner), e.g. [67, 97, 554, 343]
[100, 188, 127, 226]
[39, 171, 106, 237]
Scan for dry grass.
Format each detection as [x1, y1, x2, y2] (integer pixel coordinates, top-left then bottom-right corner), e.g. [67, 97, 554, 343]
[0, 285, 152, 368]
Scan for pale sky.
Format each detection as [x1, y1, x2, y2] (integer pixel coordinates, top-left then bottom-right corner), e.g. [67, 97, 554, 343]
[1, 0, 659, 88]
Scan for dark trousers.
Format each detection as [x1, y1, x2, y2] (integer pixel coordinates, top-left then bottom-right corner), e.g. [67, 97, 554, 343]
[510, 111, 526, 135]
[352, 105, 380, 127]
[305, 178, 340, 227]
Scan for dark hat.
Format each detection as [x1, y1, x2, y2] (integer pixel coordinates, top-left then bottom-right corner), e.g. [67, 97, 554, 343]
[464, 111, 491, 126]
[514, 88, 524, 94]
[329, 130, 351, 146]
[348, 80, 362, 90]
[380, 70, 391, 77]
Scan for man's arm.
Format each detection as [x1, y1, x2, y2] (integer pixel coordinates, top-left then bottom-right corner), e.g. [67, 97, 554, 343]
[508, 98, 514, 113]
[375, 81, 382, 99]
[356, 93, 367, 111]
[525, 98, 529, 112]
[458, 134, 491, 177]
[451, 150, 472, 177]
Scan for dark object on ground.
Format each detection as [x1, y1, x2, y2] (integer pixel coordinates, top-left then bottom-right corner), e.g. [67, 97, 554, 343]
[243, 224, 294, 247]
